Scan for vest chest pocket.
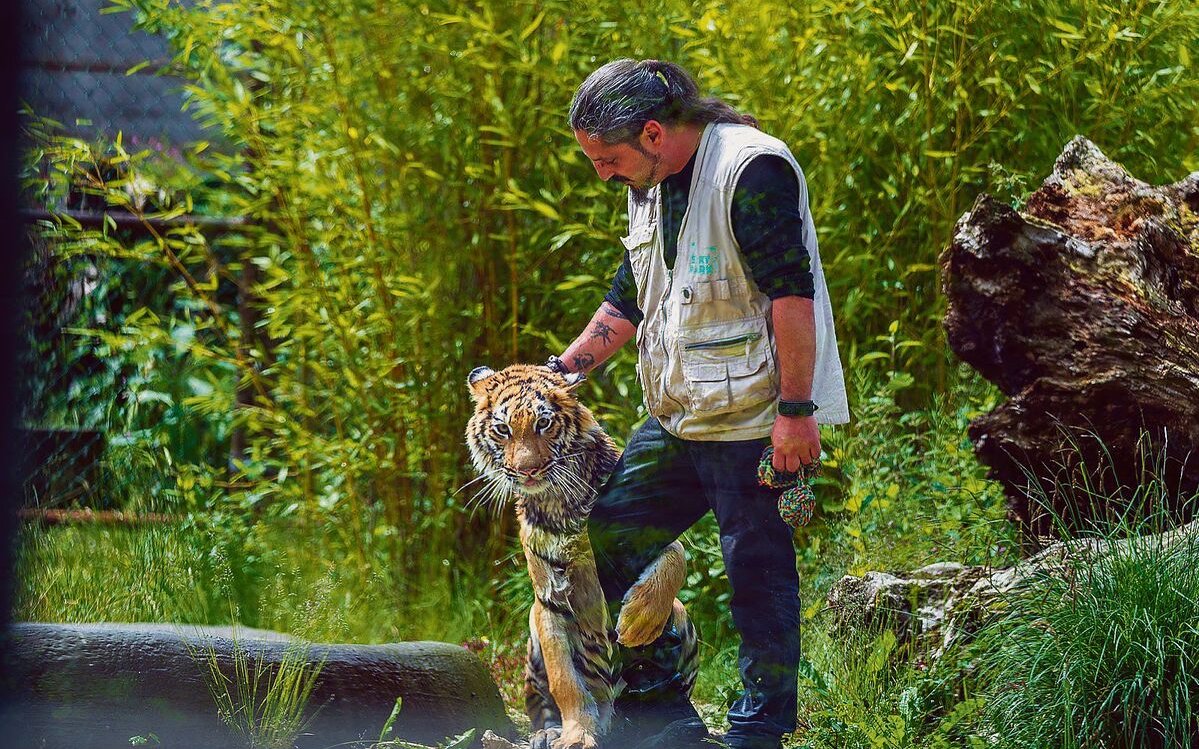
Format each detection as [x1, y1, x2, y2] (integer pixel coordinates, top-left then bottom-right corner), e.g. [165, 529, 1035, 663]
[677, 317, 778, 415]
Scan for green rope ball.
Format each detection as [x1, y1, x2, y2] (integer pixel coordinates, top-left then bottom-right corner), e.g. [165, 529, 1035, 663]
[758, 447, 822, 529]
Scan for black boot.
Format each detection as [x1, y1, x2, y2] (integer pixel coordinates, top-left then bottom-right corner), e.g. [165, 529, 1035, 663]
[603, 621, 712, 749]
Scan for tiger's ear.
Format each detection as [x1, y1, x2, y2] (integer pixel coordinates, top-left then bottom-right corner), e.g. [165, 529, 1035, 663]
[468, 366, 496, 400]
[563, 371, 587, 391]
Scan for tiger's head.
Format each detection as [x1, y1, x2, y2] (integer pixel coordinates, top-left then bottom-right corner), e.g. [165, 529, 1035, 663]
[465, 363, 595, 504]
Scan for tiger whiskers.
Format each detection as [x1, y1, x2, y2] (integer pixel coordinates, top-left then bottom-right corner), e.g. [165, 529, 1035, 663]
[467, 471, 515, 519]
[452, 472, 490, 498]
[547, 459, 599, 504]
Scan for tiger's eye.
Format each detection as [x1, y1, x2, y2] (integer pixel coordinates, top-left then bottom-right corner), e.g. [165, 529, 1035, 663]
[493, 423, 511, 439]
[536, 416, 552, 431]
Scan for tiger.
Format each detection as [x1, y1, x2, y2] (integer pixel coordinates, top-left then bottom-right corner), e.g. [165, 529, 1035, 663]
[465, 363, 698, 749]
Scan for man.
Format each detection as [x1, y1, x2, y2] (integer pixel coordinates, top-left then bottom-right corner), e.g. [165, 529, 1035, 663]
[547, 59, 849, 749]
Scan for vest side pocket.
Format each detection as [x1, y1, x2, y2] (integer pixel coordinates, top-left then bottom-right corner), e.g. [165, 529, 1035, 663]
[676, 316, 777, 415]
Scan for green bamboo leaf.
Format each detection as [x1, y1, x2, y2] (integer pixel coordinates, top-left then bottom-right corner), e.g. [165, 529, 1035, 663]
[529, 200, 560, 221]
[550, 39, 568, 64]
[1047, 18, 1080, 35]
[519, 10, 546, 42]
[855, 352, 890, 364]
[554, 275, 597, 291]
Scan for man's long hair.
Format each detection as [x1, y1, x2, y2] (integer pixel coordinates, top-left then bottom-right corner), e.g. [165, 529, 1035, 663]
[568, 59, 757, 144]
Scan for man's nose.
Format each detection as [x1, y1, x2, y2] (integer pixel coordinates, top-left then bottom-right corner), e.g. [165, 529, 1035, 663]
[594, 162, 614, 181]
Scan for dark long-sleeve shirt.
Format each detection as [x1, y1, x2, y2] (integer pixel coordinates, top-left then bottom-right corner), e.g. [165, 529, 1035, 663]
[603, 149, 815, 327]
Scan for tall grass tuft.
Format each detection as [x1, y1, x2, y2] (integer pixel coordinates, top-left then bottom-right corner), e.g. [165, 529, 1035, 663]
[1013, 423, 1198, 541]
[190, 632, 325, 749]
[971, 516, 1199, 748]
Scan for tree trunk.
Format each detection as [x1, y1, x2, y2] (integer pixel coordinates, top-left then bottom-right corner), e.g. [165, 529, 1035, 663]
[940, 136, 1199, 538]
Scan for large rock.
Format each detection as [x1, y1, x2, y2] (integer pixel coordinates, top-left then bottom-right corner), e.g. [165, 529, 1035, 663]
[827, 519, 1199, 658]
[0, 622, 517, 748]
[940, 136, 1199, 536]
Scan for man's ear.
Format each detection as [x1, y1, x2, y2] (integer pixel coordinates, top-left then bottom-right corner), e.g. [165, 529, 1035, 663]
[563, 371, 587, 391]
[468, 366, 495, 401]
[641, 120, 662, 147]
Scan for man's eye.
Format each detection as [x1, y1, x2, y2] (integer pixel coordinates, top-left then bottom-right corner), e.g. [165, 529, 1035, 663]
[493, 423, 511, 438]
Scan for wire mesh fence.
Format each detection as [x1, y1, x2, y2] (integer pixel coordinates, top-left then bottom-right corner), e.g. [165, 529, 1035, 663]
[21, 0, 208, 145]
[19, 0, 228, 518]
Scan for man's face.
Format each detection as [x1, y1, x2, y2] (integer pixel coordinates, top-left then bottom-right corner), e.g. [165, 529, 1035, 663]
[574, 128, 663, 207]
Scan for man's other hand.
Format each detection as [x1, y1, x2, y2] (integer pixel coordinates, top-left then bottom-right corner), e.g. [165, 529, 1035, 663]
[770, 415, 820, 472]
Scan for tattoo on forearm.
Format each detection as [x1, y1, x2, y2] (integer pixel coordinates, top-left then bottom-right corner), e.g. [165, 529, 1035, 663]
[589, 321, 616, 345]
[572, 352, 596, 372]
[601, 301, 628, 320]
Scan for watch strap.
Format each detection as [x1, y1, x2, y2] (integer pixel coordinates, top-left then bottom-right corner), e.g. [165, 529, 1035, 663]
[778, 399, 819, 417]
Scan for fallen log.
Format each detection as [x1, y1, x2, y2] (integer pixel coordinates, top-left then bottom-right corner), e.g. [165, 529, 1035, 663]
[0, 622, 518, 749]
[940, 136, 1199, 536]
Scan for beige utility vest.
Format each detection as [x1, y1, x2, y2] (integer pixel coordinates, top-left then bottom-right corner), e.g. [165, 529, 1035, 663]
[623, 122, 850, 440]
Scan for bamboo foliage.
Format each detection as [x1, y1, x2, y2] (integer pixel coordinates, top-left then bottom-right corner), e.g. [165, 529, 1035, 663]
[30, 0, 1199, 575]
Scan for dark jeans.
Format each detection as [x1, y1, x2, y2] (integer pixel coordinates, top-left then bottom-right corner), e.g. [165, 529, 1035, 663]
[588, 416, 801, 746]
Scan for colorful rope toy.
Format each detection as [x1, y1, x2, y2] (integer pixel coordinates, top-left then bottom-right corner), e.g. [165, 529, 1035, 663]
[757, 447, 822, 528]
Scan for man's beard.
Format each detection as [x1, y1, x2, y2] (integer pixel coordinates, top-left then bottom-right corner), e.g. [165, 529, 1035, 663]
[628, 152, 662, 207]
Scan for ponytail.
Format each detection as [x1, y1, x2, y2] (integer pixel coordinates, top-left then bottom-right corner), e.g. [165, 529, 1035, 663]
[569, 59, 757, 144]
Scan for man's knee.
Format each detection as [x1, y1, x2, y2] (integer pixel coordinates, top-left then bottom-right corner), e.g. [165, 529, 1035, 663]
[591, 528, 676, 606]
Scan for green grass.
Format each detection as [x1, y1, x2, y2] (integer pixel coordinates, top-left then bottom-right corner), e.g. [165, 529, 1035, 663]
[791, 625, 987, 749]
[13, 518, 511, 646]
[970, 519, 1199, 749]
[15, 522, 227, 625]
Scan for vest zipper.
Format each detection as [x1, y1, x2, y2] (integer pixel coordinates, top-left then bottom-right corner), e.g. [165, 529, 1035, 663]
[682, 332, 762, 350]
[659, 268, 688, 416]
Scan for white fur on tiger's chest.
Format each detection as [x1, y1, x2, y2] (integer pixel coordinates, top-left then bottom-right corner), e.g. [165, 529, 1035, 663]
[522, 523, 574, 559]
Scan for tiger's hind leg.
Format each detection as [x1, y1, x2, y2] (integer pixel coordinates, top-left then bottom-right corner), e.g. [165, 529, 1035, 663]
[615, 540, 687, 647]
[526, 607, 563, 749]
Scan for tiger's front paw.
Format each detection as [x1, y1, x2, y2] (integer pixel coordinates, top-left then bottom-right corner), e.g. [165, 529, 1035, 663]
[616, 587, 674, 647]
[530, 726, 561, 749]
[551, 725, 598, 749]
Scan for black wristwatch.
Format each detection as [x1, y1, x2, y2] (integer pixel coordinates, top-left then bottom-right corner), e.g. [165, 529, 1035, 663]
[778, 399, 819, 418]
[545, 355, 570, 375]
